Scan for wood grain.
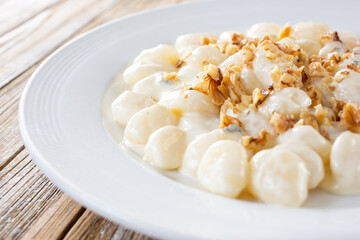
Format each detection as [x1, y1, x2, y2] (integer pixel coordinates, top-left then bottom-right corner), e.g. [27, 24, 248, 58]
[0, 0, 120, 88]
[0, 0, 197, 239]
[21, 194, 85, 240]
[0, 0, 61, 36]
[63, 210, 153, 240]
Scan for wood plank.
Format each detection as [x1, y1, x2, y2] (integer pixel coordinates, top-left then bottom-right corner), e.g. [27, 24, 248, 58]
[63, 210, 154, 240]
[20, 194, 85, 240]
[0, 149, 64, 239]
[0, 0, 120, 88]
[0, 0, 61, 36]
[0, 64, 36, 168]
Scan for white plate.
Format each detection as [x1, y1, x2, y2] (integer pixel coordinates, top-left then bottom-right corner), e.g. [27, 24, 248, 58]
[19, 0, 360, 239]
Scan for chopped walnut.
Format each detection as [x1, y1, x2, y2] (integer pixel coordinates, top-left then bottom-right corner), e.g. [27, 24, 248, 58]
[218, 66, 246, 103]
[306, 62, 330, 78]
[304, 84, 322, 106]
[299, 111, 320, 131]
[270, 65, 304, 90]
[339, 102, 360, 133]
[220, 98, 243, 114]
[230, 33, 246, 47]
[204, 64, 222, 80]
[163, 72, 177, 81]
[334, 70, 350, 83]
[347, 63, 360, 73]
[278, 25, 292, 40]
[252, 88, 269, 107]
[241, 129, 272, 154]
[189, 63, 249, 106]
[321, 31, 343, 45]
[190, 72, 225, 106]
[215, 41, 240, 55]
[331, 97, 346, 115]
[322, 52, 340, 75]
[269, 112, 296, 134]
[200, 36, 218, 45]
[219, 111, 242, 129]
[314, 104, 335, 126]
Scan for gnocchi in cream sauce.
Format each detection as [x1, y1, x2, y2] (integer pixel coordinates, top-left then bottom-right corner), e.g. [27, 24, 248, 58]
[109, 22, 360, 207]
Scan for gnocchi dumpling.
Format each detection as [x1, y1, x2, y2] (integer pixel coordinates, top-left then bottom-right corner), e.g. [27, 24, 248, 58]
[277, 125, 332, 162]
[275, 144, 324, 189]
[178, 112, 219, 143]
[134, 44, 180, 65]
[175, 33, 217, 50]
[180, 129, 242, 177]
[333, 69, 360, 105]
[292, 22, 331, 42]
[158, 90, 219, 115]
[123, 61, 176, 85]
[124, 104, 178, 144]
[246, 22, 282, 40]
[296, 39, 322, 56]
[259, 87, 311, 117]
[186, 45, 226, 69]
[338, 32, 360, 49]
[321, 131, 360, 195]
[198, 140, 249, 198]
[111, 91, 155, 126]
[145, 126, 187, 170]
[133, 73, 181, 101]
[250, 148, 309, 207]
[220, 48, 250, 68]
[319, 41, 347, 57]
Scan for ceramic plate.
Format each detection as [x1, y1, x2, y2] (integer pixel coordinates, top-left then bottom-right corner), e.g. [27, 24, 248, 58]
[19, 0, 360, 239]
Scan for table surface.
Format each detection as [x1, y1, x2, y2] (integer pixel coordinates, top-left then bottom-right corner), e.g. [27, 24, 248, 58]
[0, 0, 196, 239]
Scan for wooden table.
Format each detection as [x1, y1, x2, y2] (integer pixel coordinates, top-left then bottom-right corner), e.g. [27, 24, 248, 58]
[0, 0, 195, 239]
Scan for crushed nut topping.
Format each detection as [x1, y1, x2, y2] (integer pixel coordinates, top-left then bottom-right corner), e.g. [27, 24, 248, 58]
[163, 72, 177, 81]
[270, 112, 297, 134]
[299, 111, 320, 131]
[347, 63, 360, 73]
[200, 36, 218, 45]
[252, 88, 269, 107]
[339, 103, 360, 133]
[241, 129, 273, 154]
[321, 31, 343, 45]
[278, 25, 292, 40]
[176, 25, 360, 152]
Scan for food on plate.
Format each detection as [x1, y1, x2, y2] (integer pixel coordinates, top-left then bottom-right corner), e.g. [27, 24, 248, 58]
[110, 22, 360, 207]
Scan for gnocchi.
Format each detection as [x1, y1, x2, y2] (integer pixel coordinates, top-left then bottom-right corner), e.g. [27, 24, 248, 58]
[180, 129, 242, 177]
[198, 140, 249, 198]
[109, 22, 360, 207]
[111, 90, 155, 126]
[321, 131, 360, 195]
[250, 148, 309, 207]
[145, 126, 187, 170]
[124, 104, 178, 145]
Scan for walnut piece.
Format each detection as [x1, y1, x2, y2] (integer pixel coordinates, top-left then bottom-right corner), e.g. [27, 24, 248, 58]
[252, 88, 269, 107]
[339, 102, 360, 133]
[163, 72, 177, 81]
[241, 129, 272, 154]
[270, 112, 296, 134]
